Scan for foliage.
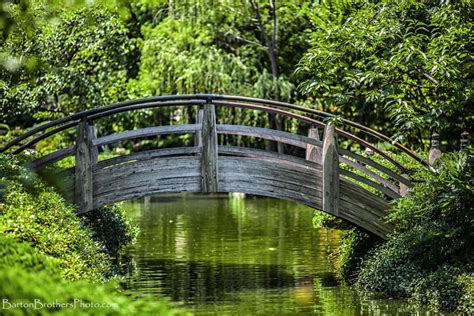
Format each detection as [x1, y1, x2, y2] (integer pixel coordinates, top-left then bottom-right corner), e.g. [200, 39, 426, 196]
[0, 235, 189, 315]
[81, 204, 139, 259]
[299, 0, 474, 146]
[0, 234, 62, 276]
[312, 211, 349, 230]
[0, 168, 112, 281]
[347, 151, 474, 312]
[0, 154, 137, 280]
[1, 3, 133, 127]
[337, 229, 381, 283]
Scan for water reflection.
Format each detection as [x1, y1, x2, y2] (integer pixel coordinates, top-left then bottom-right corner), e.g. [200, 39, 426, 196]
[121, 194, 431, 315]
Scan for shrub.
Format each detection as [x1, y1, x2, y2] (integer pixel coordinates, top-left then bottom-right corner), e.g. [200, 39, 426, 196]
[338, 229, 381, 283]
[0, 235, 189, 316]
[352, 151, 474, 311]
[81, 204, 139, 259]
[0, 180, 112, 281]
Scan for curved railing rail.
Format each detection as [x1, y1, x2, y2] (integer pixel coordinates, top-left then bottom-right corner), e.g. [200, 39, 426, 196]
[1, 94, 427, 168]
[1, 95, 428, 235]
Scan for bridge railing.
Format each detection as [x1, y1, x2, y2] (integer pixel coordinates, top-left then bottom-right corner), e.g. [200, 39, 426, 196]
[1, 94, 427, 214]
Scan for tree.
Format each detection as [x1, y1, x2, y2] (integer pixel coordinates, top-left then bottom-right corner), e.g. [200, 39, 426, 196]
[1, 3, 133, 127]
[298, 0, 474, 148]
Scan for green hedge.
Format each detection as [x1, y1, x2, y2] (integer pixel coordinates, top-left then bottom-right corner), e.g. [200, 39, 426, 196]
[339, 150, 473, 312]
[0, 235, 189, 315]
[0, 154, 189, 314]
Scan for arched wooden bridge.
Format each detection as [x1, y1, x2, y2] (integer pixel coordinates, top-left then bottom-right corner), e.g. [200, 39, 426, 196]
[1, 95, 428, 238]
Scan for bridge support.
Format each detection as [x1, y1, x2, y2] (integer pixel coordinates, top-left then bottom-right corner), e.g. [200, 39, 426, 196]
[429, 133, 442, 166]
[201, 102, 218, 193]
[195, 108, 204, 147]
[306, 124, 322, 164]
[322, 123, 339, 215]
[75, 120, 97, 213]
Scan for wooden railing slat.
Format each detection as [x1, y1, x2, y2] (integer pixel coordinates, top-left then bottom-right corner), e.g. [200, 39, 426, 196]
[338, 148, 412, 187]
[216, 124, 322, 149]
[92, 124, 201, 147]
[339, 169, 400, 200]
[26, 146, 75, 170]
[339, 156, 400, 193]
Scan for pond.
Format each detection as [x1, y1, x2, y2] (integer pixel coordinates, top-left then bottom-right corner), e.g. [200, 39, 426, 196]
[121, 194, 428, 315]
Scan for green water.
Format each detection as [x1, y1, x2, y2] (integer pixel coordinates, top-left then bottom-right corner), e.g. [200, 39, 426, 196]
[121, 194, 428, 315]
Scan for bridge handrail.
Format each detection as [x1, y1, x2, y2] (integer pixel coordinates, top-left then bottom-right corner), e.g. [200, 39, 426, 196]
[1, 94, 428, 172]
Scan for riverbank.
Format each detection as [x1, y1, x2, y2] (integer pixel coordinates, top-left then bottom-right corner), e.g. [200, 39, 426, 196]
[332, 151, 473, 313]
[0, 154, 188, 315]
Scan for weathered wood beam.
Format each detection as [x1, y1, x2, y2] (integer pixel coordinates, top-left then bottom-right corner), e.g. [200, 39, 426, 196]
[339, 148, 412, 187]
[217, 124, 322, 148]
[322, 123, 339, 216]
[194, 108, 204, 148]
[339, 156, 399, 194]
[95, 147, 202, 170]
[26, 145, 75, 170]
[201, 102, 218, 193]
[93, 124, 201, 147]
[306, 124, 321, 164]
[75, 120, 97, 213]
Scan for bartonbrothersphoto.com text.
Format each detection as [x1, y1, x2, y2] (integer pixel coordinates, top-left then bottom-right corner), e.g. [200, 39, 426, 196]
[2, 299, 118, 310]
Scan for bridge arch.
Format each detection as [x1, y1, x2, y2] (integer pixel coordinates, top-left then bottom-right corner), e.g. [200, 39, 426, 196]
[1, 94, 427, 238]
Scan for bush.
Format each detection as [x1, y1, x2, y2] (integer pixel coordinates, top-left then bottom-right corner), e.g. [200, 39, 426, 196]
[351, 151, 474, 311]
[0, 153, 136, 280]
[0, 179, 112, 281]
[338, 229, 382, 283]
[0, 234, 61, 275]
[312, 211, 350, 230]
[0, 235, 188, 316]
[81, 205, 138, 260]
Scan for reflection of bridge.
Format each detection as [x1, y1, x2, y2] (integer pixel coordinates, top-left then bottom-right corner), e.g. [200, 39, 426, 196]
[1, 95, 427, 238]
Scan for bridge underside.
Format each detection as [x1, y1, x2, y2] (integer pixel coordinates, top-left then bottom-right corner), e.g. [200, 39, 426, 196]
[82, 151, 391, 238]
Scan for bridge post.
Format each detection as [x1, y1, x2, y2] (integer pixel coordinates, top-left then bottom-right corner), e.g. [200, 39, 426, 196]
[460, 131, 470, 151]
[322, 123, 339, 216]
[75, 119, 97, 213]
[306, 125, 322, 164]
[429, 133, 442, 165]
[201, 101, 218, 193]
[194, 107, 204, 148]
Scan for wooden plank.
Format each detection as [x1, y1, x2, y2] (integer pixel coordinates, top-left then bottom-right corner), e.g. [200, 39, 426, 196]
[339, 156, 400, 193]
[322, 124, 339, 216]
[26, 146, 75, 170]
[306, 125, 321, 164]
[95, 147, 201, 170]
[94, 157, 201, 190]
[201, 103, 218, 193]
[218, 156, 388, 238]
[218, 146, 322, 170]
[93, 124, 201, 147]
[75, 120, 95, 213]
[339, 179, 389, 211]
[216, 124, 322, 149]
[338, 148, 412, 187]
[339, 168, 400, 199]
[93, 157, 201, 208]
